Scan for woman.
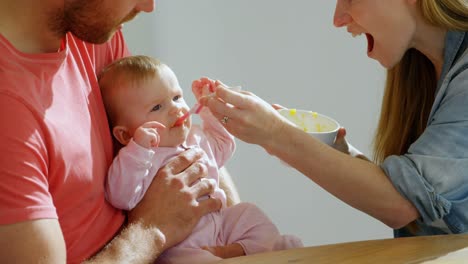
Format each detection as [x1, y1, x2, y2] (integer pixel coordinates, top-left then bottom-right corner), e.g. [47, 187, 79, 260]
[200, 0, 468, 237]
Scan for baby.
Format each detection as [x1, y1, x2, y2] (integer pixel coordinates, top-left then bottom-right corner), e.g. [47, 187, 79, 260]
[98, 55, 302, 263]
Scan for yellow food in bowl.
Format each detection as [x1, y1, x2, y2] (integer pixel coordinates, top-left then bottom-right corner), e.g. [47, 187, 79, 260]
[278, 108, 340, 146]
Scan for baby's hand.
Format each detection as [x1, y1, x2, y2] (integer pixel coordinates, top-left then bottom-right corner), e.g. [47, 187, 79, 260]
[192, 77, 218, 101]
[133, 121, 165, 149]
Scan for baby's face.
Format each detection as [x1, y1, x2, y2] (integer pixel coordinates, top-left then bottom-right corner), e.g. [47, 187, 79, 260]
[117, 66, 191, 147]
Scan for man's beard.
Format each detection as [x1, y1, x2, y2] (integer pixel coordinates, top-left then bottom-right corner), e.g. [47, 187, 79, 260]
[49, 0, 139, 44]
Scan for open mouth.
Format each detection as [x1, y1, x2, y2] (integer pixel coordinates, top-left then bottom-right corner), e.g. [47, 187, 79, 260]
[365, 33, 375, 54]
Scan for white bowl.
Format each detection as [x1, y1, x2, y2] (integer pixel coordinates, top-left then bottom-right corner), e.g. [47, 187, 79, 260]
[278, 108, 340, 146]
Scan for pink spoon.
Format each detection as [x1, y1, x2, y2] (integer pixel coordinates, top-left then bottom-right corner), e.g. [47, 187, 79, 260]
[172, 86, 242, 127]
[172, 103, 203, 127]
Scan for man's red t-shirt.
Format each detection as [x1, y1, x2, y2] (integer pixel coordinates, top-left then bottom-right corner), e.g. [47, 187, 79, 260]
[0, 30, 128, 263]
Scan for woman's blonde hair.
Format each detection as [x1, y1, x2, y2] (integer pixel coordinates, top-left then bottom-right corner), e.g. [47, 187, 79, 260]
[373, 0, 468, 163]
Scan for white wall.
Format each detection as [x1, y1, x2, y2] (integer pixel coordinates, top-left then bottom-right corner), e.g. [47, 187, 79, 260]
[123, 0, 392, 246]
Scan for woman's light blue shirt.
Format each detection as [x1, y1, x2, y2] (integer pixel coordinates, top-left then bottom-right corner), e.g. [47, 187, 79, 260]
[381, 31, 468, 237]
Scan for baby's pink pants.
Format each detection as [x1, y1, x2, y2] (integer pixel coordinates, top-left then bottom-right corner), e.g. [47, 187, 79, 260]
[156, 202, 302, 264]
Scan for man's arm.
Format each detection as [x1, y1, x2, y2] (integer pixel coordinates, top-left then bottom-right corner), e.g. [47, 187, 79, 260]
[0, 219, 163, 264]
[0, 219, 66, 263]
[91, 167, 237, 264]
[84, 222, 165, 264]
[0, 149, 221, 264]
[88, 148, 222, 263]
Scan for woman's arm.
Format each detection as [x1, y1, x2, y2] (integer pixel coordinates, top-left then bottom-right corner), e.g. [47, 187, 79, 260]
[266, 121, 418, 228]
[201, 86, 419, 228]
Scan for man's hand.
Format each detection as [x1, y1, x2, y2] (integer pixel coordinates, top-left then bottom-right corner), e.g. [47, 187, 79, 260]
[127, 148, 222, 251]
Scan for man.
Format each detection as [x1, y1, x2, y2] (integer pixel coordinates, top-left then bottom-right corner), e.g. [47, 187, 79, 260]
[0, 0, 238, 262]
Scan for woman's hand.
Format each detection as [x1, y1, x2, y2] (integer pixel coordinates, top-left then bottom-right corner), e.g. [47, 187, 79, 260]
[332, 127, 351, 154]
[333, 127, 371, 161]
[199, 83, 288, 148]
[192, 77, 217, 101]
[127, 148, 222, 251]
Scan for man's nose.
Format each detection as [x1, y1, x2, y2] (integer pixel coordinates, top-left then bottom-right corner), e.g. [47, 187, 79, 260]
[333, 0, 352, 27]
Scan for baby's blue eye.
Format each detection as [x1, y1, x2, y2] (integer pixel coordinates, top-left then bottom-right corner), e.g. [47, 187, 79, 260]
[173, 95, 181, 101]
[151, 104, 162, 111]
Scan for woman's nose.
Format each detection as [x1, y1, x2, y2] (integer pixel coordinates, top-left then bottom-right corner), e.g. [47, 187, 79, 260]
[136, 0, 155, 13]
[333, 0, 352, 27]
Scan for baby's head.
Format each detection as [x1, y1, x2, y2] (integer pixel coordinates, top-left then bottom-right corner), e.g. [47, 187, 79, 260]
[99, 55, 191, 148]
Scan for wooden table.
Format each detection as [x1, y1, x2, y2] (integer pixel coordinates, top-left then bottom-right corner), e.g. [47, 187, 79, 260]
[218, 234, 468, 264]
